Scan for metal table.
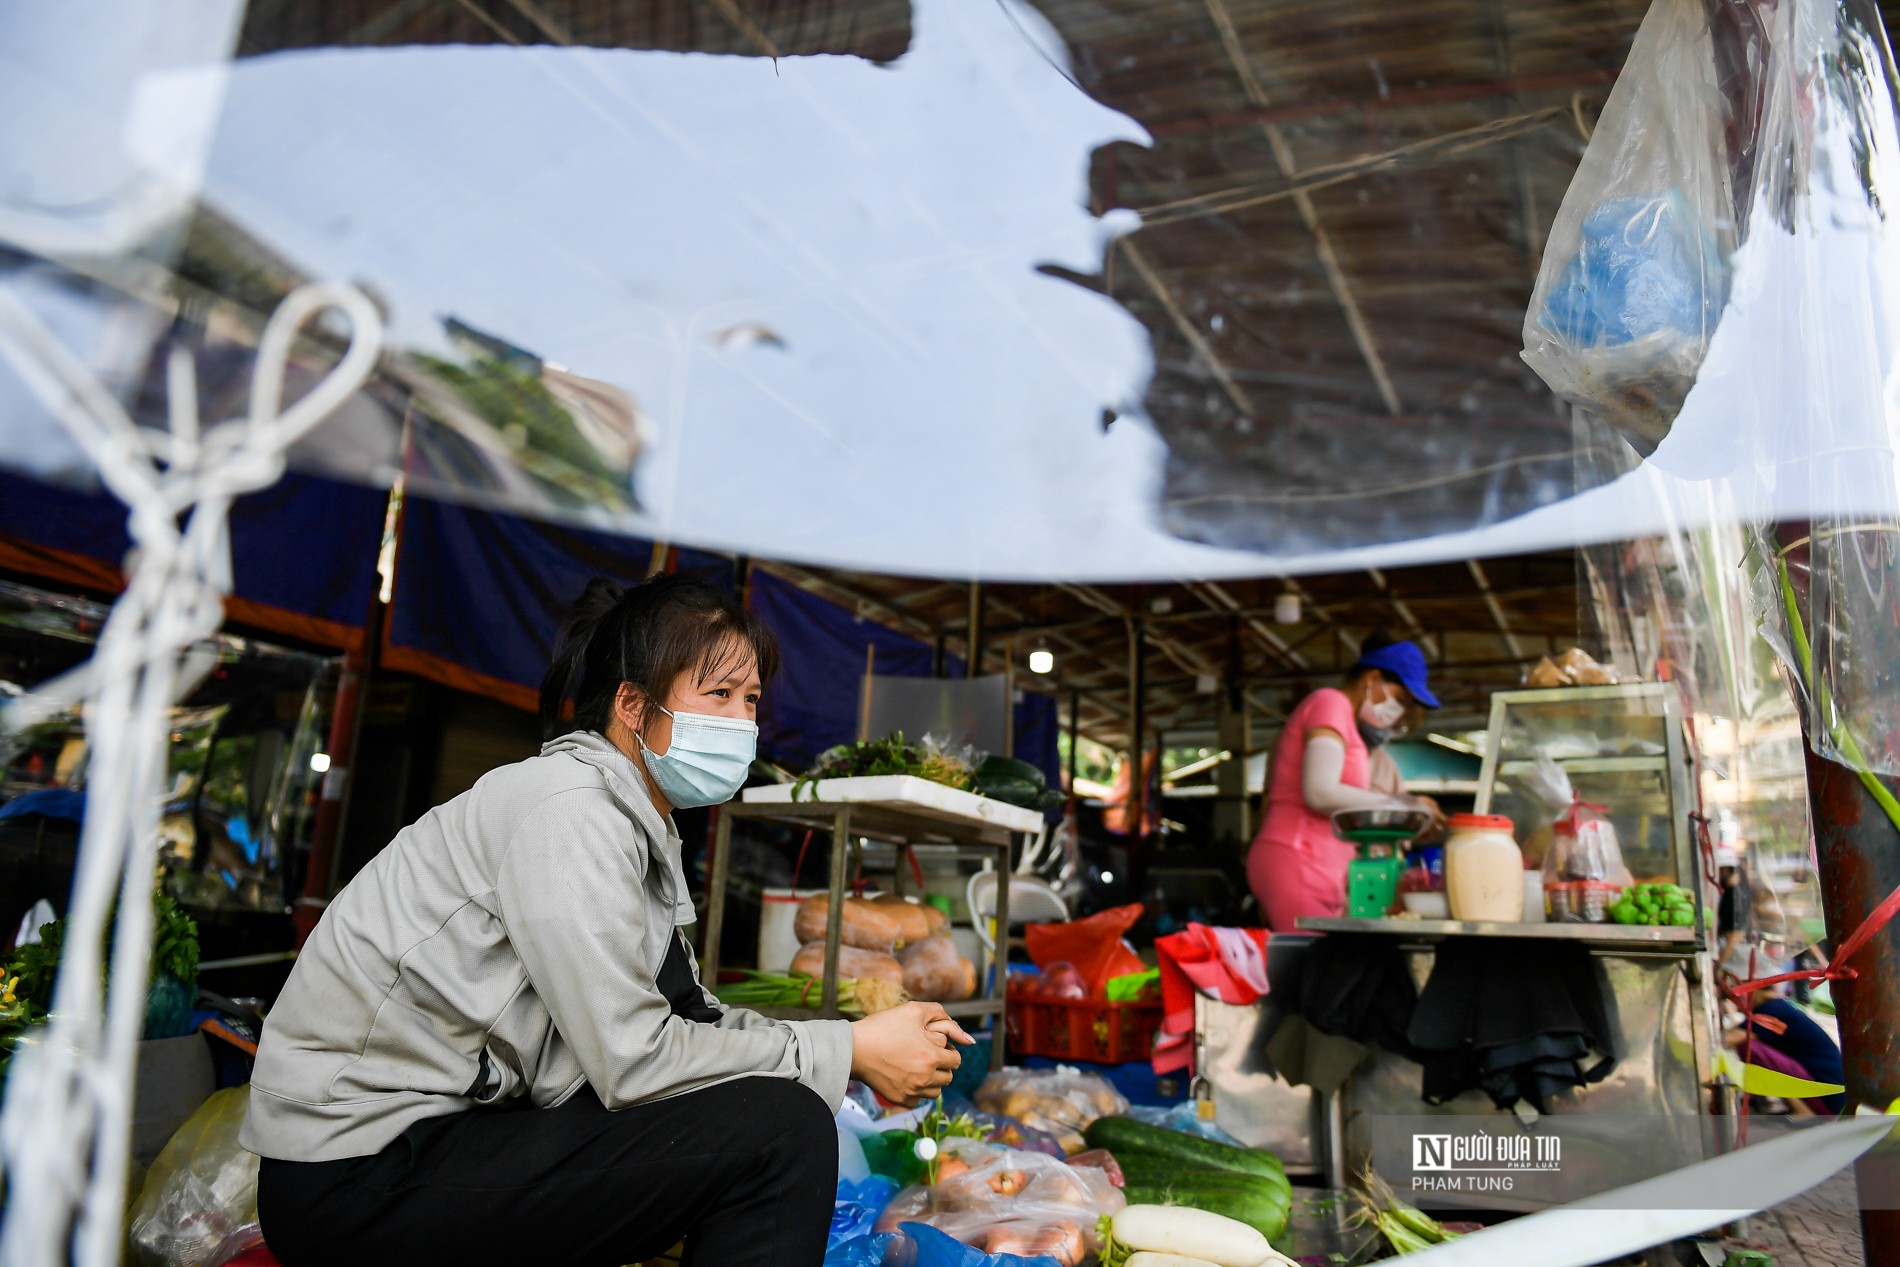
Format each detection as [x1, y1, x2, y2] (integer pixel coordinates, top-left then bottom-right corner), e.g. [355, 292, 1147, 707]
[703, 775, 1045, 1069]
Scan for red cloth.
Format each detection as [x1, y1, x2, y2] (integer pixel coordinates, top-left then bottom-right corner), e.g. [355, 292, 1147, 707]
[1151, 924, 1271, 1075]
[224, 1248, 283, 1267]
[1247, 687, 1366, 931]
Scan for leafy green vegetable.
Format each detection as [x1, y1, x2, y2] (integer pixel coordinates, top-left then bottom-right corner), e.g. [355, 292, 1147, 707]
[0, 888, 202, 1088]
[793, 732, 978, 800]
[1094, 1214, 1130, 1267]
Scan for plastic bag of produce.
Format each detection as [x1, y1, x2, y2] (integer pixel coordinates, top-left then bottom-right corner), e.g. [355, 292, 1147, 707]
[974, 1068, 1129, 1153]
[873, 1139, 1122, 1266]
[902, 934, 976, 1001]
[1023, 904, 1145, 997]
[937, 1094, 1066, 1158]
[1519, 0, 1739, 454]
[126, 1087, 262, 1267]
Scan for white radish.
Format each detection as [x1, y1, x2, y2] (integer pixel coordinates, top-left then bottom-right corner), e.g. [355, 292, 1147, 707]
[1126, 1254, 1226, 1267]
[1112, 1205, 1273, 1267]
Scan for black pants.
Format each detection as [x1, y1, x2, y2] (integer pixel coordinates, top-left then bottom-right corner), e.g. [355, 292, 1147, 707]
[258, 1076, 837, 1267]
[258, 935, 836, 1266]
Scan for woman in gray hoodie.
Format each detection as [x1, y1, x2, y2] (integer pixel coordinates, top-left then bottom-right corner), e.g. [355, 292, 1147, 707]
[244, 573, 968, 1266]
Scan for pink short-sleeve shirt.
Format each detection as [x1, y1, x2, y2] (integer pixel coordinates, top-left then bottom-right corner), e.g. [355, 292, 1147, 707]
[1248, 688, 1369, 928]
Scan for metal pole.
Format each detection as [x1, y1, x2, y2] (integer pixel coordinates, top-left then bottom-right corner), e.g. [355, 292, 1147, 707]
[821, 807, 851, 1015]
[967, 582, 984, 678]
[1067, 690, 1082, 797]
[1128, 618, 1146, 839]
[702, 808, 734, 981]
[1779, 530, 1900, 1257]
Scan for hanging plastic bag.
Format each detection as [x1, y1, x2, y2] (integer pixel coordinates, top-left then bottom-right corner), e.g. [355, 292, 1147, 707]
[1521, 0, 1739, 454]
[126, 1087, 262, 1267]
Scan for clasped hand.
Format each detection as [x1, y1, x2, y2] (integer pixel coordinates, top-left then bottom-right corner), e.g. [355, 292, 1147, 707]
[850, 1002, 973, 1107]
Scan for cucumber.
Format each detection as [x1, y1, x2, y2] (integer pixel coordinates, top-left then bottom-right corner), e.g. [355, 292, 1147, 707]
[1084, 1116, 1287, 1182]
[1122, 1177, 1291, 1243]
[1122, 1169, 1291, 1207]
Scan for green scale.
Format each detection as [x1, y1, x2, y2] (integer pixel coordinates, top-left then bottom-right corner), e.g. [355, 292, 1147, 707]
[1332, 809, 1431, 918]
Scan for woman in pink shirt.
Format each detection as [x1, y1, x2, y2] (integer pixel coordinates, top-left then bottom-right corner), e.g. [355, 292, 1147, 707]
[1248, 639, 1443, 932]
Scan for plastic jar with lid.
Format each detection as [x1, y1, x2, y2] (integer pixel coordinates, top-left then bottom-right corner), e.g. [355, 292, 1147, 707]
[1443, 813, 1526, 921]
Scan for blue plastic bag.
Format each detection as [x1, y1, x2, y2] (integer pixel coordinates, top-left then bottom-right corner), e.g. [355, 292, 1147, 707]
[824, 1223, 1061, 1267]
[830, 1175, 902, 1249]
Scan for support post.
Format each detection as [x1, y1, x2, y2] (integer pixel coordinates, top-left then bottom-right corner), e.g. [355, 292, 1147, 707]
[967, 582, 984, 678]
[1128, 619, 1147, 840]
[702, 808, 734, 981]
[1778, 530, 1900, 1258]
[821, 807, 851, 1015]
[1067, 690, 1082, 797]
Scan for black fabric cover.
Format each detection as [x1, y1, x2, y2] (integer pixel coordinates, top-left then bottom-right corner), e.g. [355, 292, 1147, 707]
[1295, 933, 1420, 1060]
[1406, 937, 1622, 1112]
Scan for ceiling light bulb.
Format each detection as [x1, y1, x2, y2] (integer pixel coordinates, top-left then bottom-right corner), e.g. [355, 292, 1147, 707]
[1028, 648, 1055, 675]
[1274, 591, 1301, 624]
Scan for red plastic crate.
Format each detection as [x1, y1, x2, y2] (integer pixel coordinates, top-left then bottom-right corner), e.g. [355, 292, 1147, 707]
[1005, 996, 1163, 1063]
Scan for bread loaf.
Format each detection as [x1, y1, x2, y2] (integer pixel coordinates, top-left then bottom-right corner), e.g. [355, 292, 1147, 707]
[790, 941, 904, 988]
[866, 894, 934, 945]
[794, 893, 903, 953]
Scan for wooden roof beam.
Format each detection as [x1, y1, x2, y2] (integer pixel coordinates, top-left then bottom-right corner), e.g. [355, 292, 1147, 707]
[1201, 0, 1402, 418]
[1117, 239, 1254, 417]
[1364, 566, 1437, 658]
[1181, 579, 1311, 672]
[1467, 559, 1528, 660]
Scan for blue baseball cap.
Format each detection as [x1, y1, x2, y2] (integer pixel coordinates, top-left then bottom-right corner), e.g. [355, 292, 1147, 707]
[1354, 640, 1440, 710]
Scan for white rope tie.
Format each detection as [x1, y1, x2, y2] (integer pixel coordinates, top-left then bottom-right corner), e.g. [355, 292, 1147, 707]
[0, 280, 381, 1267]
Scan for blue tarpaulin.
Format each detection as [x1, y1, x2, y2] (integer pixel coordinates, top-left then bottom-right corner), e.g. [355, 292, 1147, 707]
[0, 467, 387, 648]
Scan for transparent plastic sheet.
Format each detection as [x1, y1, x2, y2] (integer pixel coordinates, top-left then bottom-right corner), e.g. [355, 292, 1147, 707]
[125, 1088, 261, 1267]
[1564, 390, 1826, 948]
[0, 0, 1773, 579]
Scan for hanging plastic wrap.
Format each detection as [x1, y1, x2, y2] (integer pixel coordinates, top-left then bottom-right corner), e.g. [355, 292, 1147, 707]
[1736, 0, 1900, 782]
[1521, 0, 1745, 455]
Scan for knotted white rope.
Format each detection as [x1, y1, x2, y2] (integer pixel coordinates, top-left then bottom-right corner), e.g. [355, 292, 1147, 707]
[0, 281, 381, 1267]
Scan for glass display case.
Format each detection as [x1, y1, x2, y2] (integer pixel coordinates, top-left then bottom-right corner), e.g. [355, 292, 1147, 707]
[1473, 683, 1698, 892]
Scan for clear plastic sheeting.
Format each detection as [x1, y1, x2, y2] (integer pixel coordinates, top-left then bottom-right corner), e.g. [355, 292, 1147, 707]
[0, 0, 1897, 584]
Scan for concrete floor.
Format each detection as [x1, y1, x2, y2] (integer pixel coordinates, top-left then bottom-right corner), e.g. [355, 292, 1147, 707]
[1725, 1166, 1867, 1267]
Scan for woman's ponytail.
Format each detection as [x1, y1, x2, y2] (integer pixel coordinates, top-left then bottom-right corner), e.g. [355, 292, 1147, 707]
[539, 577, 627, 740]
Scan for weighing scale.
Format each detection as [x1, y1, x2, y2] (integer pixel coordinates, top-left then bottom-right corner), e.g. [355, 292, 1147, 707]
[1331, 809, 1432, 918]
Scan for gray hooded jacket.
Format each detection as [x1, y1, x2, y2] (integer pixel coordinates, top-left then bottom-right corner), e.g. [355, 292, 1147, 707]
[240, 730, 852, 1162]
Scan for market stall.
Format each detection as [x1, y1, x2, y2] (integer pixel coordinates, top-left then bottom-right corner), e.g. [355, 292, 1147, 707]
[4, 0, 1899, 1263]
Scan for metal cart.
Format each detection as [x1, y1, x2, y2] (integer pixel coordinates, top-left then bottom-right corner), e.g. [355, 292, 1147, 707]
[702, 775, 1045, 1070]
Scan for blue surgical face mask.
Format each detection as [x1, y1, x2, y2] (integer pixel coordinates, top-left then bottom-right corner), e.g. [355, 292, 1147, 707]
[636, 703, 758, 809]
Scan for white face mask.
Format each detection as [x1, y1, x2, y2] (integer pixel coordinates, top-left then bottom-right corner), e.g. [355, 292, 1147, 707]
[1360, 684, 1407, 730]
[635, 703, 758, 808]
